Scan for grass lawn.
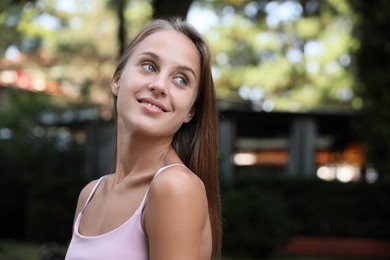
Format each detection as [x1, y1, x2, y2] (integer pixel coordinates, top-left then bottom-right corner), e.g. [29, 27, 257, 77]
[0, 240, 40, 260]
[0, 240, 67, 260]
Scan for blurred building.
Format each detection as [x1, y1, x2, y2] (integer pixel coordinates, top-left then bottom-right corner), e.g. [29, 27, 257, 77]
[219, 100, 366, 185]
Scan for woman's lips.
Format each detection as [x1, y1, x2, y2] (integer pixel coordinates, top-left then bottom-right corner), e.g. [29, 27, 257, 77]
[137, 97, 168, 112]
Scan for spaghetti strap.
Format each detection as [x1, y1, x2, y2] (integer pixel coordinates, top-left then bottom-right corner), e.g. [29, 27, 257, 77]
[80, 176, 105, 213]
[138, 164, 186, 209]
[154, 164, 186, 179]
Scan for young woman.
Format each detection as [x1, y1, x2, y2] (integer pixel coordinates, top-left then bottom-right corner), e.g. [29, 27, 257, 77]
[65, 18, 222, 259]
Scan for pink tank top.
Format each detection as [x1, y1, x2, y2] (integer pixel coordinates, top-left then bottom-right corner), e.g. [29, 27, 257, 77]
[65, 164, 184, 260]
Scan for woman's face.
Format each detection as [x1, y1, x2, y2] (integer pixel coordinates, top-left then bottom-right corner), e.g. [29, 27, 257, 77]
[111, 30, 200, 138]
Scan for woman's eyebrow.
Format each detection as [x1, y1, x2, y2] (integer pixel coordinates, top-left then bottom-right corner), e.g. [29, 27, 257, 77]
[138, 51, 197, 79]
[177, 65, 197, 80]
[138, 51, 160, 60]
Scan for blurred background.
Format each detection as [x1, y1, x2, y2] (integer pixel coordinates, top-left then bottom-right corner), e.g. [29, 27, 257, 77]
[0, 0, 389, 259]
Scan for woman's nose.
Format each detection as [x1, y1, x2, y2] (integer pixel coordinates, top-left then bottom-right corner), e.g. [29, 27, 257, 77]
[148, 74, 168, 96]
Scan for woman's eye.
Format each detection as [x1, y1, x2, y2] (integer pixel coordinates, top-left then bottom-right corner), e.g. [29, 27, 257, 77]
[142, 63, 156, 73]
[174, 75, 188, 86]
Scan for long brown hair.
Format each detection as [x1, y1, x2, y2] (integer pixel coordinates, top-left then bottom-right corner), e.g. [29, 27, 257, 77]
[111, 18, 222, 258]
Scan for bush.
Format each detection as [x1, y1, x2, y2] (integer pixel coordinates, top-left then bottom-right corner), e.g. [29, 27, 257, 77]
[221, 174, 390, 258]
[222, 186, 295, 258]
[0, 171, 85, 243]
[0, 173, 29, 240]
[25, 175, 84, 243]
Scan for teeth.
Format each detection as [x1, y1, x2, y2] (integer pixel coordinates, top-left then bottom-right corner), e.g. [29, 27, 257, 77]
[142, 101, 162, 111]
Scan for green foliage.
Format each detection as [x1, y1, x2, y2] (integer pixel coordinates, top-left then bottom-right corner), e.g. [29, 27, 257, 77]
[223, 187, 293, 258]
[124, 0, 153, 37]
[0, 0, 25, 55]
[0, 89, 87, 243]
[0, 89, 53, 123]
[0, 170, 86, 243]
[1, 0, 365, 112]
[199, 0, 359, 111]
[0, 239, 44, 260]
[349, 0, 390, 177]
[0, 0, 129, 107]
[25, 174, 85, 242]
[0, 173, 28, 240]
[0, 89, 61, 168]
[221, 174, 390, 258]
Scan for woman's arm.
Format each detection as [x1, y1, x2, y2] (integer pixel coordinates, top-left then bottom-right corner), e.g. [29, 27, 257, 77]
[144, 169, 209, 260]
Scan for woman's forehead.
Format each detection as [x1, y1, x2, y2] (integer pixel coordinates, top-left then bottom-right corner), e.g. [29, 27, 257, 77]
[131, 31, 201, 71]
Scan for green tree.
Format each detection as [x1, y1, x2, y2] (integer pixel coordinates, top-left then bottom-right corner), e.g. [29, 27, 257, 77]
[349, 0, 390, 177]
[0, 0, 37, 56]
[195, 0, 359, 112]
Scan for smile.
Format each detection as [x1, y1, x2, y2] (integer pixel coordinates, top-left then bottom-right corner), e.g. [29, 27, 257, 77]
[142, 101, 163, 111]
[137, 98, 168, 112]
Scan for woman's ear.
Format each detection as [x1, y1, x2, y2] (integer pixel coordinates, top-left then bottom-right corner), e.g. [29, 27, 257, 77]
[184, 106, 196, 123]
[111, 74, 120, 96]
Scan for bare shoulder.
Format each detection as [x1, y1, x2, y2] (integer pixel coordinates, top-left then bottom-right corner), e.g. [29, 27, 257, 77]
[149, 166, 207, 202]
[78, 179, 99, 204]
[144, 166, 210, 259]
[74, 179, 100, 217]
[145, 165, 209, 221]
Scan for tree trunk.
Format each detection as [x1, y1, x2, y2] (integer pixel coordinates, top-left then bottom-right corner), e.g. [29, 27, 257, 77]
[153, 0, 192, 19]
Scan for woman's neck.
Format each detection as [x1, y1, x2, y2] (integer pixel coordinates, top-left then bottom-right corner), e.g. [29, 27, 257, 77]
[114, 128, 173, 182]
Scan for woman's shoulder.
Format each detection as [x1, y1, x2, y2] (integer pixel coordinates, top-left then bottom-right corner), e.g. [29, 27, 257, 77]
[151, 165, 206, 198]
[79, 179, 99, 199]
[145, 165, 208, 225]
[74, 176, 106, 216]
[145, 165, 208, 216]
[144, 165, 209, 251]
